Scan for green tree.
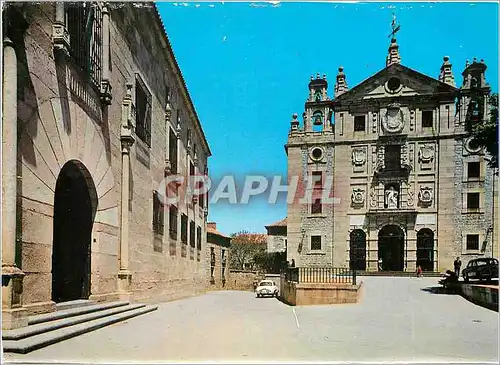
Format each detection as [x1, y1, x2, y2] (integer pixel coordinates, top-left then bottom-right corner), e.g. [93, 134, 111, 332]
[467, 93, 499, 170]
[253, 251, 287, 274]
[229, 231, 266, 270]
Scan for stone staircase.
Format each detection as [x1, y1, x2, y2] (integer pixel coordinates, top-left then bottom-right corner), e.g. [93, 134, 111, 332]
[2, 300, 158, 354]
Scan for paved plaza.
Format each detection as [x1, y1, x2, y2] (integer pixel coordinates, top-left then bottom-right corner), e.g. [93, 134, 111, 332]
[3, 277, 498, 363]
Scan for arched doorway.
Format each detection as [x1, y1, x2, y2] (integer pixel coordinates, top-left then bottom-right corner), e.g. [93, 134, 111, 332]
[52, 160, 98, 303]
[349, 230, 366, 270]
[378, 225, 405, 271]
[417, 229, 434, 271]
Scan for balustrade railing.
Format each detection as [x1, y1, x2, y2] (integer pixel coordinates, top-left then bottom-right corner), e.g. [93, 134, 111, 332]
[282, 267, 357, 285]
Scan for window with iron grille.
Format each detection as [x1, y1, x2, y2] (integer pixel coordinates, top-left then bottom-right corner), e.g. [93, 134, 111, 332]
[135, 74, 152, 146]
[169, 127, 178, 174]
[189, 220, 195, 248]
[66, 2, 102, 90]
[311, 235, 322, 250]
[152, 191, 164, 235]
[311, 171, 322, 190]
[466, 234, 480, 250]
[181, 214, 188, 244]
[169, 205, 178, 239]
[197, 226, 201, 250]
[311, 198, 322, 214]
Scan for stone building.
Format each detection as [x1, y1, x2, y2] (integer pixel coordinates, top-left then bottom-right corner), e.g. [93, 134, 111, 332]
[206, 222, 231, 288]
[265, 218, 287, 253]
[286, 28, 497, 273]
[2, 3, 211, 329]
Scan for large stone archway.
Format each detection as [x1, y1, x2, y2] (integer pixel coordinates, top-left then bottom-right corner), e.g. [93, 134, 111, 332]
[51, 160, 98, 303]
[378, 225, 405, 271]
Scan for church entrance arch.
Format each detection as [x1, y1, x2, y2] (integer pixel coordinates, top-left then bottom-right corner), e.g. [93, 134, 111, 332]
[51, 160, 98, 303]
[378, 225, 405, 271]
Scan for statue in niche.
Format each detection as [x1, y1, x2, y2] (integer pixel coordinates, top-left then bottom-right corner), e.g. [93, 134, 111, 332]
[385, 185, 399, 209]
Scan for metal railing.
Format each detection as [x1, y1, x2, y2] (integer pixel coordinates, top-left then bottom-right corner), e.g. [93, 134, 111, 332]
[282, 267, 357, 285]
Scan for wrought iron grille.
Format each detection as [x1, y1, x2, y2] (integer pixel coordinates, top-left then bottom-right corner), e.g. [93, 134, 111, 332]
[66, 2, 102, 90]
[169, 205, 178, 239]
[152, 191, 164, 235]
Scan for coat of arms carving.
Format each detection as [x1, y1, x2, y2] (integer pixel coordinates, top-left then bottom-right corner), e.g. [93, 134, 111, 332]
[352, 148, 367, 166]
[382, 107, 404, 133]
[418, 144, 435, 163]
[351, 188, 365, 205]
[418, 186, 433, 204]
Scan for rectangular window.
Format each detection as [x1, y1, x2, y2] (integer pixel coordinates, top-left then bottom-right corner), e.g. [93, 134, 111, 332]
[66, 3, 103, 90]
[190, 162, 195, 177]
[189, 221, 195, 248]
[169, 127, 178, 174]
[467, 192, 480, 210]
[312, 171, 322, 190]
[311, 235, 322, 250]
[311, 198, 322, 214]
[197, 226, 202, 250]
[385, 145, 401, 170]
[422, 110, 433, 128]
[466, 234, 480, 250]
[467, 162, 481, 180]
[152, 191, 164, 235]
[354, 115, 366, 132]
[169, 205, 178, 239]
[135, 75, 152, 146]
[181, 214, 188, 244]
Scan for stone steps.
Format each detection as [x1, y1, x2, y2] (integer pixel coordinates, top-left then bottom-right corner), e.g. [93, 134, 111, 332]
[357, 271, 442, 277]
[2, 301, 158, 354]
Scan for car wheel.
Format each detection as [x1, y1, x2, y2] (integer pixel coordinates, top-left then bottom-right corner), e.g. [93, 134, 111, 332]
[464, 274, 469, 283]
[256, 293, 260, 298]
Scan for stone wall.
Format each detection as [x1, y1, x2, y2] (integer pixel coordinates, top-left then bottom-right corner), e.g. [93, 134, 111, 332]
[9, 3, 210, 314]
[225, 271, 264, 291]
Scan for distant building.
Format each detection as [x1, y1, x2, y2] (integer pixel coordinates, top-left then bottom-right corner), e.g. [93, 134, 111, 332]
[207, 223, 231, 287]
[285, 24, 497, 272]
[265, 218, 287, 253]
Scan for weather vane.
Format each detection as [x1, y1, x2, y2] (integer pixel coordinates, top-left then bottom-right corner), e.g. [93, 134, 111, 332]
[388, 13, 401, 40]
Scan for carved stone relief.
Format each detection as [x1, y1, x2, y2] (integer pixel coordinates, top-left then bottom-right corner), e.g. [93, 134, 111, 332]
[372, 112, 377, 133]
[418, 186, 433, 204]
[409, 109, 415, 131]
[352, 147, 367, 166]
[376, 145, 385, 172]
[382, 106, 404, 134]
[370, 186, 377, 208]
[407, 181, 414, 207]
[418, 144, 435, 163]
[464, 137, 482, 154]
[351, 188, 365, 205]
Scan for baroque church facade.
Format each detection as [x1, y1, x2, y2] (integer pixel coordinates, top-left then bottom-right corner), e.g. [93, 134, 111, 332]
[286, 31, 497, 273]
[2, 3, 210, 329]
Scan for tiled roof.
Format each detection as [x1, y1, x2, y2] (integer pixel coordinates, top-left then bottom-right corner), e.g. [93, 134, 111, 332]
[265, 217, 287, 228]
[207, 225, 230, 239]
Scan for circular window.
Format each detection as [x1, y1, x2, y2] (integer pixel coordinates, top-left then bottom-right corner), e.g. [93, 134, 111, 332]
[387, 77, 401, 92]
[310, 147, 324, 161]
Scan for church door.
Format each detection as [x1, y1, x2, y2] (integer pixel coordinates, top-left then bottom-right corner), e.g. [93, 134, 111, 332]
[378, 225, 405, 271]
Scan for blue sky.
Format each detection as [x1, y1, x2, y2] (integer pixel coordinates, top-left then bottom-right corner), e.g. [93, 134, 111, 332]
[157, 1, 499, 236]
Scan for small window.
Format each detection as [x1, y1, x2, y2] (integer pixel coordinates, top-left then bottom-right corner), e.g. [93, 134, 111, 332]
[311, 198, 322, 214]
[312, 171, 322, 190]
[181, 214, 188, 244]
[422, 111, 433, 128]
[169, 205, 178, 239]
[311, 235, 322, 250]
[354, 115, 366, 132]
[466, 234, 480, 250]
[197, 226, 202, 250]
[189, 221, 195, 248]
[169, 127, 178, 174]
[385, 145, 401, 170]
[467, 162, 480, 180]
[152, 191, 164, 235]
[135, 75, 152, 146]
[467, 193, 480, 210]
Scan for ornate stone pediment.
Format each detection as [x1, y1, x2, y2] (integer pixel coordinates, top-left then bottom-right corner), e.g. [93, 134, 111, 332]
[351, 188, 365, 205]
[352, 148, 367, 166]
[418, 186, 433, 204]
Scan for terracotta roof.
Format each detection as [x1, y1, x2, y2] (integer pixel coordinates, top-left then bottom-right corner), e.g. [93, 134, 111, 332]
[265, 217, 287, 228]
[230, 233, 267, 245]
[207, 223, 230, 239]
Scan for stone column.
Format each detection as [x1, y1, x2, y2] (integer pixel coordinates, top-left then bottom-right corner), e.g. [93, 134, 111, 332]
[117, 84, 134, 300]
[2, 36, 28, 330]
[100, 2, 112, 105]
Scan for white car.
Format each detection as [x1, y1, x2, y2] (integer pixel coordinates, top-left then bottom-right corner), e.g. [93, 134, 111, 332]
[255, 280, 279, 298]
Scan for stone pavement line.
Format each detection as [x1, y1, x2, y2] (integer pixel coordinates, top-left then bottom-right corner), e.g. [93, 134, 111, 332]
[292, 307, 300, 329]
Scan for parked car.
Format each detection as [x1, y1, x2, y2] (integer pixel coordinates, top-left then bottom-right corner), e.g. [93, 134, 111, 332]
[462, 258, 499, 282]
[255, 280, 279, 298]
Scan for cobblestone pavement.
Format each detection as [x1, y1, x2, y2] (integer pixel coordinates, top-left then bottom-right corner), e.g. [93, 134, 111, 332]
[3, 277, 499, 363]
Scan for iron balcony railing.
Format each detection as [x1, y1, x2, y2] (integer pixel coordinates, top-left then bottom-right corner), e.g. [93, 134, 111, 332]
[282, 267, 357, 285]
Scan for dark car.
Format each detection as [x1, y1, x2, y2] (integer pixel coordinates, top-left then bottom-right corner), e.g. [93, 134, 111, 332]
[462, 258, 499, 282]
